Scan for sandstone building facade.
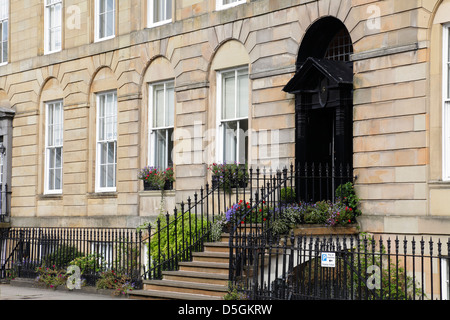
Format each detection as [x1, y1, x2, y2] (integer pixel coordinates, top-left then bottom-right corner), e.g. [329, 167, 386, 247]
[0, 0, 448, 238]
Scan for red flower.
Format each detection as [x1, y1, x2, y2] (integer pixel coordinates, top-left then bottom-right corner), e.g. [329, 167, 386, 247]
[247, 205, 251, 209]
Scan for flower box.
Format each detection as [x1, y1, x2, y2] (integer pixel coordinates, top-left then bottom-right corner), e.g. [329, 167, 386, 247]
[138, 166, 175, 191]
[143, 180, 173, 191]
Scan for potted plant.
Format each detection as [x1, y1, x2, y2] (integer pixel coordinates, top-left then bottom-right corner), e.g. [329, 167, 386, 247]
[208, 162, 248, 192]
[138, 166, 175, 191]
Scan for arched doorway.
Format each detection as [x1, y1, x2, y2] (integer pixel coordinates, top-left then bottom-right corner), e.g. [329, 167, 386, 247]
[284, 17, 354, 202]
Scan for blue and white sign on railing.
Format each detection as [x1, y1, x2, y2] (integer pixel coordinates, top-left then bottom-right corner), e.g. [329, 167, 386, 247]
[321, 252, 336, 268]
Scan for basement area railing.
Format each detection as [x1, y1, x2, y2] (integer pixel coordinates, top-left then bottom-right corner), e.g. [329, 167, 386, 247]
[228, 233, 450, 300]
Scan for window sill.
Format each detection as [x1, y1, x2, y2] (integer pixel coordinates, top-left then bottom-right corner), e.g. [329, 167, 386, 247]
[87, 192, 118, 199]
[139, 189, 176, 196]
[38, 194, 63, 200]
[44, 48, 62, 55]
[147, 19, 172, 28]
[216, 1, 245, 11]
[429, 180, 450, 188]
[94, 35, 115, 43]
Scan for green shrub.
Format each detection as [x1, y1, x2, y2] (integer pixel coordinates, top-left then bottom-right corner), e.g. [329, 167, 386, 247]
[42, 245, 83, 267]
[303, 201, 330, 224]
[96, 270, 136, 296]
[280, 187, 296, 203]
[69, 253, 106, 275]
[149, 212, 208, 266]
[335, 182, 362, 218]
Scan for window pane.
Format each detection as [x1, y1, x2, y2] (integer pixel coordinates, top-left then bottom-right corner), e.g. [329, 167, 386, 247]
[153, 0, 162, 22]
[155, 130, 167, 168]
[223, 121, 237, 163]
[106, 10, 114, 37]
[55, 147, 62, 168]
[166, 0, 172, 20]
[222, 71, 236, 120]
[99, 14, 105, 38]
[107, 164, 115, 188]
[49, 148, 56, 169]
[107, 0, 114, 12]
[237, 71, 248, 118]
[100, 164, 106, 188]
[55, 168, 62, 190]
[238, 119, 248, 164]
[153, 84, 165, 127]
[166, 83, 174, 127]
[107, 141, 115, 164]
[167, 128, 174, 167]
[48, 168, 55, 190]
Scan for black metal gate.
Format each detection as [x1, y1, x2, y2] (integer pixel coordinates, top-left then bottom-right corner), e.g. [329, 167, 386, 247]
[229, 233, 450, 300]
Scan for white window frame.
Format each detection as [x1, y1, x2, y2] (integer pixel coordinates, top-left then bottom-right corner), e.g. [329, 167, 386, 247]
[216, 66, 249, 164]
[44, 100, 64, 195]
[216, 0, 245, 11]
[148, 80, 174, 169]
[443, 24, 450, 181]
[0, 0, 8, 65]
[147, 0, 172, 28]
[44, 0, 62, 54]
[94, 0, 115, 42]
[96, 91, 117, 193]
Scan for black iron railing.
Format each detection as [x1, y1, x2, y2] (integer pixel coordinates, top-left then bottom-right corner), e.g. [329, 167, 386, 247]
[144, 165, 292, 280]
[0, 227, 142, 286]
[144, 162, 354, 281]
[229, 233, 450, 300]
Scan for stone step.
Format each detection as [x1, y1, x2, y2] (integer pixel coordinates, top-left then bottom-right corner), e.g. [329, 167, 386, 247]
[143, 279, 227, 297]
[129, 289, 223, 300]
[161, 270, 229, 286]
[202, 242, 230, 253]
[178, 261, 229, 275]
[192, 251, 229, 263]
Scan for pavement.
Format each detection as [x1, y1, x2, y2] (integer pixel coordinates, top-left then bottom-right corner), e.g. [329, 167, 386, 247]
[0, 278, 131, 300]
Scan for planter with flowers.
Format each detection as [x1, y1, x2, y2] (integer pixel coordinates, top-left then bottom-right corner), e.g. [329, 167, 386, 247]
[138, 166, 175, 191]
[208, 162, 248, 193]
[210, 183, 361, 242]
[138, 166, 175, 217]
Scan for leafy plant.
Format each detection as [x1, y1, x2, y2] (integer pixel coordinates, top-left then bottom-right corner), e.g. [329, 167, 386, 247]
[224, 282, 249, 300]
[149, 212, 208, 268]
[35, 265, 67, 289]
[303, 201, 331, 224]
[96, 270, 136, 296]
[138, 166, 175, 190]
[208, 162, 248, 193]
[347, 234, 424, 300]
[280, 187, 296, 203]
[41, 245, 83, 268]
[335, 182, 362, 218]
[69, 253, 106, 275]
[211, 214, 228, 242]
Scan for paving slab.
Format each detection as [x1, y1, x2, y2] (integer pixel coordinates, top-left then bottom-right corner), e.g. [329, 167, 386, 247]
[0, 279, 131, 300]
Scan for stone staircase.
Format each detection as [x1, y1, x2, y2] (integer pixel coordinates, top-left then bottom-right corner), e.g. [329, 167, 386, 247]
[129, 234, 231, 300]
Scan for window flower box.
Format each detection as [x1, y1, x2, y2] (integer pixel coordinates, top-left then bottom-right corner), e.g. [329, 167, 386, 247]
[138, 166, 175, 191]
